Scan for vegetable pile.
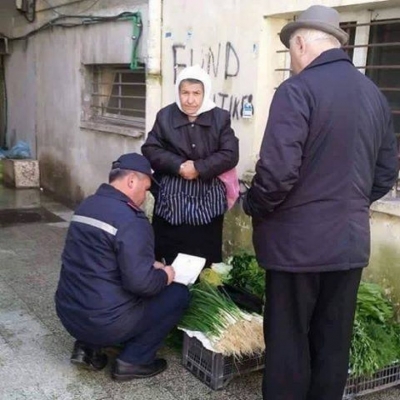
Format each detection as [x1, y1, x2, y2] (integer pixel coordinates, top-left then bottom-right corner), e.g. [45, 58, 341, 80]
[179, 282, 264, 356]
[226, 253, 265, 299]
[350, 282, 400, 377]
[181, 252, 400, 376]
[199, 268, 223, 287]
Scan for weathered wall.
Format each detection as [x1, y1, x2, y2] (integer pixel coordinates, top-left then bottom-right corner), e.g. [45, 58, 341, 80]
[5, 0, 149, 204]
[161, 0, 398, 175]
[161, 0, 269, 175]
[3, 1, 400, 302]
[366, 210, 400, 310]
[0, 0, 20, 38]
[5, 0, 397, 202]
[222, 205, 400, 313]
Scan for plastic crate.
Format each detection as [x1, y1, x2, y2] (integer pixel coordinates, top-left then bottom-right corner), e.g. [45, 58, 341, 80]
[181, 333, 265, 390]
[343, 363, 400, 399]
[182, 332, 400, 395]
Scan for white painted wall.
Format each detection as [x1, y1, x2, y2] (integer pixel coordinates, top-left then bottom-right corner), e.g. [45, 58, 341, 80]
[161, 0, 266, 174]
[161, 0, 398, 176]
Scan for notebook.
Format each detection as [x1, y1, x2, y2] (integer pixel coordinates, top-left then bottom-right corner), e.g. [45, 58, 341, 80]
[172, 253, 206, 286]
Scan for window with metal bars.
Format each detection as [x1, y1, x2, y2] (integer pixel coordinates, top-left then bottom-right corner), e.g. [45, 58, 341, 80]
[276, 14, 400, 195]
[276, 18, 400, 134]
[340, 19, 400, 142]
[90, 65, 146, 129]
[366, 20, 400, 139]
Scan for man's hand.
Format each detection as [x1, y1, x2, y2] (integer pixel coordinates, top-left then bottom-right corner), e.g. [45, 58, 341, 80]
[153, 261, 175, 284]
[179, 160, 199, 180]
[153, 261, 165, 269]
[163, 266, 175, 285]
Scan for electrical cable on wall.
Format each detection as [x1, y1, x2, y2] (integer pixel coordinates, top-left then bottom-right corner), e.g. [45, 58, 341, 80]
[130, 13, 142, 70]
[1, 12, 143, 69]
[0, 12, 142, 41]
[0, 8, 144, 141]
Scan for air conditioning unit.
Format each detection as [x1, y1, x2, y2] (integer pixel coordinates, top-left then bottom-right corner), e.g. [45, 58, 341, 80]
[0, 38, 9, 55]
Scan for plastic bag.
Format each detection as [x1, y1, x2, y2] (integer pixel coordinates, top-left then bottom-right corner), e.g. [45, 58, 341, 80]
[6, 141, 31, 159]
[218, 168, 240, 210]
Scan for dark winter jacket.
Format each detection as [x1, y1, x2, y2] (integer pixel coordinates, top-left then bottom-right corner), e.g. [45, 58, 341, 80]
[244, 49, 398, 273]
[55, 184, 167, 343]
[141, 103, 239, 181]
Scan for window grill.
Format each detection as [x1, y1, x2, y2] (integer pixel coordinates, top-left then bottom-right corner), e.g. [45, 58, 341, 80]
[90, 65, 146, 129]
[275, 18, 400, 142]
[275, 16, 400, 196]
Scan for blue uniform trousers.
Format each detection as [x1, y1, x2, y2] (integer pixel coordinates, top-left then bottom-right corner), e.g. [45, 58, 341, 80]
[79, 283, 190, 365]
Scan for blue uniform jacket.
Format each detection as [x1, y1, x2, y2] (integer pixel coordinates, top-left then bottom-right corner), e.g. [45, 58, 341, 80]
[55, 184, 167, 343]
[244, 49, 398, 273]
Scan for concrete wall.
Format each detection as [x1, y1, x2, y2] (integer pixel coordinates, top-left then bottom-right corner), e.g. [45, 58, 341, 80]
[161, 0, 268, 174]
[5, 0, 149, 204]
[366, 210, 400, 311]
[0, 0, 21, 38]
[161, 0, 400, 175]
[5, 0, 398, 200]
[221, 203, 400, 312]
[3, 1, 400, 305]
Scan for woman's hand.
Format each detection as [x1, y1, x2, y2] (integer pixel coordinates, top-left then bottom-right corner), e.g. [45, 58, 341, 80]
[179, 161, 199, 180]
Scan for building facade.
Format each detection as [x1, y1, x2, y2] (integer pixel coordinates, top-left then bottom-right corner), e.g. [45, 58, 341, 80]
[1, 0, 400, 304]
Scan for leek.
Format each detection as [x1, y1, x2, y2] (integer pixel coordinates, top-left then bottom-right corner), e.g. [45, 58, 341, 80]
[179, 282, 264, 356]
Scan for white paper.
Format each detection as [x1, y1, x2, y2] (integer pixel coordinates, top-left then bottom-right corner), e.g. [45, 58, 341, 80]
[172, 253, 206, 286]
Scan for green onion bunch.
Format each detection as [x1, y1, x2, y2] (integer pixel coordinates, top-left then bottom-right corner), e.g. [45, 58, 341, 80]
[179, 282, 264, 356]
[350, 282, 400, 377]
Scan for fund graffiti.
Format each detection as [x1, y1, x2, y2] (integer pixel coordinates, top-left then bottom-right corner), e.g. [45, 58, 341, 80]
[213, 93, 253, 120]
[172, 41, 253, 120]
[172, 42, 240, 82]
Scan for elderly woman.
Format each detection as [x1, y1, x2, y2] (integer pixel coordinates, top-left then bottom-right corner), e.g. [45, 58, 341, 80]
[142, 65, 239, 266]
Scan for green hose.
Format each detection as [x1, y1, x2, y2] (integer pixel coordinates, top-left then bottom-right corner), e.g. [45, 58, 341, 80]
[130, 13, 142, 70]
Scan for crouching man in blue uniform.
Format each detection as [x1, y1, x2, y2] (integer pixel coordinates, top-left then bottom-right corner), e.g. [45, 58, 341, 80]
[55, 153, 190, 381]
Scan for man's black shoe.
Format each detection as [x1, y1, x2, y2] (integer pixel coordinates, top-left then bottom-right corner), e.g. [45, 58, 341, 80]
[70, 341, 108, 371]
[112, 358, 167, 381]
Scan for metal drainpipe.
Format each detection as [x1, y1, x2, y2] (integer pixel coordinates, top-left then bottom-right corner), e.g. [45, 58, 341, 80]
[145, 0, 163, 135]
[0, 55, 6, 149]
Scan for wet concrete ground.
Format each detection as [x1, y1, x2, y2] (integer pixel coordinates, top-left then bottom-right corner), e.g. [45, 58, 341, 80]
[0, 184, 399, 399]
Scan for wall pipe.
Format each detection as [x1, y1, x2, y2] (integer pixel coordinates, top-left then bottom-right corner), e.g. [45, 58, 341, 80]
[145, 0, 163, 134]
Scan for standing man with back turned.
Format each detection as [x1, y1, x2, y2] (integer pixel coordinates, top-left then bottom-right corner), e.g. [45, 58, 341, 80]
[244, 5, 398, 400]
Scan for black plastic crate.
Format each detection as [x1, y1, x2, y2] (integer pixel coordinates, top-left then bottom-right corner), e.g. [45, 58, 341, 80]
[181, 332, 265, 390]
[182, 332, 400, 395]
[343, 363, 400, 399]
[219, 284, 263, 314]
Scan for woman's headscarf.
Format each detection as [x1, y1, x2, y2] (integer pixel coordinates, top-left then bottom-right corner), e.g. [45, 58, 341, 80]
[175, 65, 216, 116]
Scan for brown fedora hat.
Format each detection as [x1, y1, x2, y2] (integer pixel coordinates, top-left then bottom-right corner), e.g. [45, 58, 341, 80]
[280, 5, 349, 49]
